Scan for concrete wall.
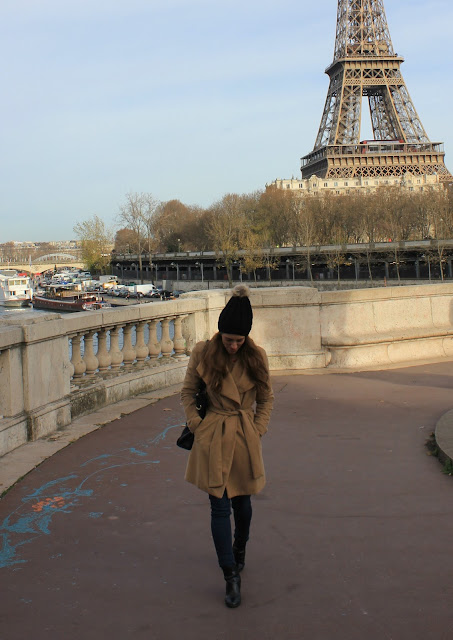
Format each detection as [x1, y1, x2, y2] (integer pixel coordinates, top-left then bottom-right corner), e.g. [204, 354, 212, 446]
[1, 283, 453, 457]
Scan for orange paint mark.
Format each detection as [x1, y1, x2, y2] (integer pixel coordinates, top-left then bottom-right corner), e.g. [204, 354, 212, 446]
[32, 496, 65, 512]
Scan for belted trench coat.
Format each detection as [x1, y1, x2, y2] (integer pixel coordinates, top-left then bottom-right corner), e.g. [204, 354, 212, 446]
[181, 340, 274, 499]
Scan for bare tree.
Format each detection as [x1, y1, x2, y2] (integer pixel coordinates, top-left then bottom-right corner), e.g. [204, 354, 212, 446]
[427, 189, 453, 280]
[257, 187, 294, 247]
[289, 196, 319, 281]
[118, 192, 156, 283]
[240, 229, 266, 282]
[73, 215, 113, 274]
[207, 194, 247, 287]
[152, 199, 189, 252]
[114, 228, 140, 254]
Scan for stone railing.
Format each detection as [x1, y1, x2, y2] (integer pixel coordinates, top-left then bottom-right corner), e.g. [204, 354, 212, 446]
[0, 297, 208, 457]
[2, 284, 453, 458]
[320, 283, 453, 368]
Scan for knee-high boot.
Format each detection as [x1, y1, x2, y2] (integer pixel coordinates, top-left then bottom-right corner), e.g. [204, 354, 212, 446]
[233, 542, 246, 572]
[222, 565, 241, 608]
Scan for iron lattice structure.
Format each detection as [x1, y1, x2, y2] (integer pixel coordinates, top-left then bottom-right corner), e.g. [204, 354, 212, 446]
[301, 0, 451, 181]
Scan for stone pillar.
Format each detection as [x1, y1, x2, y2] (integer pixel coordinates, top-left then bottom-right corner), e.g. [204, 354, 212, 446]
[110, 326, 124, 369]
[0, 313, 71, 446]
[84, 330, 99, 377]
[148, 320, 161, 361]
[135, 321, 149, 362]
[97, 327, 112, 372]
[160, 318, 174, 358]
[173, 315, 188, 358]
[122, 324, 136, 367]
[71, 333, 86, 379]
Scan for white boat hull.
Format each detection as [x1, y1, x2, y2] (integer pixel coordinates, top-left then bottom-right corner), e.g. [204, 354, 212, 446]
[0, 298, 32, 308]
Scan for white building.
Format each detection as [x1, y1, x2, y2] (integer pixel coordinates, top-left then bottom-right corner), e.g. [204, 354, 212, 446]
[269, 171, 442, 196]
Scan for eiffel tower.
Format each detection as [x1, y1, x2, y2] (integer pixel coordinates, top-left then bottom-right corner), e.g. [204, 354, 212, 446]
[301, 0, 451, 182]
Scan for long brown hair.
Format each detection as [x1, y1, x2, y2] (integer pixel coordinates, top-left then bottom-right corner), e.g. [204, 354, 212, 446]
[202, 332, 268, 395]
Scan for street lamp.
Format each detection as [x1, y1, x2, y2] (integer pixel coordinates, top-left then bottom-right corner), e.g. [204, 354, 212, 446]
[170, 262, 179, 280]
[234, 260, 243, 282]
[116, 262, 124, 281]
[195, 261, 204, 282]
[131, 263, 136, 280]
[286, 259, 295, 281]
[177, 238, 181, 253]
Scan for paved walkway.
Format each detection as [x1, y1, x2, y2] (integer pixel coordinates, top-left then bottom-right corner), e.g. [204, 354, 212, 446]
[1, 362, 453, 640]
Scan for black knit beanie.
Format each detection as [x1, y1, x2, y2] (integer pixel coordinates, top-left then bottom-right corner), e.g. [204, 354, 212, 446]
[218, 285, 253, 336]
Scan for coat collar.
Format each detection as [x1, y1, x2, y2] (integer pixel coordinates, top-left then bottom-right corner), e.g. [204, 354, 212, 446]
[196, 360, 254, 405]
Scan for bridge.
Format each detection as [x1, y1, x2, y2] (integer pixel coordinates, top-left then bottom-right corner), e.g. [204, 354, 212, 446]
[1, 284, 453, 636]
[2, 283, 453, 459]
[0, 253, 84, 274]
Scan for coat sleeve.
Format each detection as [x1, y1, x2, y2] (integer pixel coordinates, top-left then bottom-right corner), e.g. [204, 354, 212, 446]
[181, 342, 205, 432]
[254, 348, 274, 436]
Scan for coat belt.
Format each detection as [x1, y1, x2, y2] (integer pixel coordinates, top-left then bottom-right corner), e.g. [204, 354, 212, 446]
[207, 407, 264, 487]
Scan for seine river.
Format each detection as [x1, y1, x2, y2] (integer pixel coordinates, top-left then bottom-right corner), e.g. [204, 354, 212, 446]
[0, 305, 43, 317]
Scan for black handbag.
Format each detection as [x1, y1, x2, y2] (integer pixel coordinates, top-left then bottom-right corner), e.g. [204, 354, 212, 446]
[177, 379, 207, 450]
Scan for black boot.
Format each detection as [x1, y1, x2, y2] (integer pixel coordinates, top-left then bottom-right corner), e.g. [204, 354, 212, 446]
[222, 565, 241, 608]
[233, 542, 246, 573]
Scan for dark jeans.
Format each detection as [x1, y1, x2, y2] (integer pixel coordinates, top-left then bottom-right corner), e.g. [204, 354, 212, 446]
[209, 490, 252, 568]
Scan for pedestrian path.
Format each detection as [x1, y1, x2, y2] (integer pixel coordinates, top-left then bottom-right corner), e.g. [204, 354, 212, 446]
[1, 362, 453, 640]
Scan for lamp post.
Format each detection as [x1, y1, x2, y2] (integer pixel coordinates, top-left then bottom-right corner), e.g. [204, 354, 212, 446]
[286, 259, 295, 281]
[195, 261, 204, 282]
[177, 238, 181, 253]
[116, 262, 124, 281]
[131, 263, 136, 280]
[170, 262, 179, 281]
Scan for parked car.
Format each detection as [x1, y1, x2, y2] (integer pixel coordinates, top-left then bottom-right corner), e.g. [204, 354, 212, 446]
[159, 289, 175, 300]
[111, 287, 128, 297]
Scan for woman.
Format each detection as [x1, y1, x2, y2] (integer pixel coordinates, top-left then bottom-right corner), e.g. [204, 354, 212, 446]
[181, 285, 274, 608]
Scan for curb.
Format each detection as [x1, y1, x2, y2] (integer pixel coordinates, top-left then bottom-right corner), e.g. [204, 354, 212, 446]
[434, 409, 453, 467]
[0, 384, 183, 497]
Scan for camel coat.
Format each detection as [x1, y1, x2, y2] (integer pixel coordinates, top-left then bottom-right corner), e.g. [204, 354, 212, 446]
[181, 340, 274, 498]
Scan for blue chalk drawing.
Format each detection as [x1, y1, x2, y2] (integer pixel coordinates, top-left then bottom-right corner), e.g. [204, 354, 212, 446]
[0, 417, 183, 569]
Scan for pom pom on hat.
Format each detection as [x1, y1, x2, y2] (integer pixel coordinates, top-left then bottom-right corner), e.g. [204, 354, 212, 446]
[231, 284, 250, 298]
[218, 285, 253, 336]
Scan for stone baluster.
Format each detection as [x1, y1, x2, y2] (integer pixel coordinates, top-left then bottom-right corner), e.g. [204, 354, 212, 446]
[148, 319, 161, 361]
[110, 325, 124, 369]
[68, 338, 75, 378]
[160, 318, 174, 359]
[122, 323, 136, 367]
[70, 333, 86, 379]
[97, 327, 112, 372]
[135, 321, 149, 363]
[84, 330, 99, 377]
[173, 314, 188, 359]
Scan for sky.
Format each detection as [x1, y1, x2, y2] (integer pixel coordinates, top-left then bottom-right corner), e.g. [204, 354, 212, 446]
[1, 0, 453, 242]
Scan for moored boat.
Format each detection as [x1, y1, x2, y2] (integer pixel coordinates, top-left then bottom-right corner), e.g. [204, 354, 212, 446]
[0, 272, 33, 307]
[31, 284, 109, 312]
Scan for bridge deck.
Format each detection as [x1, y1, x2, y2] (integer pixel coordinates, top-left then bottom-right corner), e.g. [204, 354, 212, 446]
[1, 362, 453, 639]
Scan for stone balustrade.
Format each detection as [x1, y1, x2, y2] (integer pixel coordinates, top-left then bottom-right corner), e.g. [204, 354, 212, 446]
[2, 284, 453, 458]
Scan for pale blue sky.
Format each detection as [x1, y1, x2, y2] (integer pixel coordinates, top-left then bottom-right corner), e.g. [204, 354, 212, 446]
[1, 0, 452, 241]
